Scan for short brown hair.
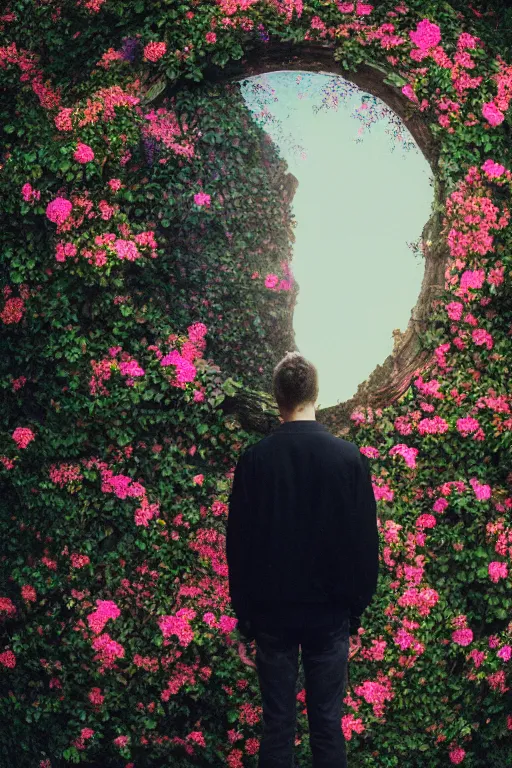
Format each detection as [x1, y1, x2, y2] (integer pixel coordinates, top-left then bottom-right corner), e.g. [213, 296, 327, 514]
[272, 351, 319, 412]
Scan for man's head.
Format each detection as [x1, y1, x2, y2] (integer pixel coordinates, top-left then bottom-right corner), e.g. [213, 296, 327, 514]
[272, 351, 319, 419]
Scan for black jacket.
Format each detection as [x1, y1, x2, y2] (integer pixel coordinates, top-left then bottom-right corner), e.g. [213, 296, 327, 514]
[226, 419, 379, 633]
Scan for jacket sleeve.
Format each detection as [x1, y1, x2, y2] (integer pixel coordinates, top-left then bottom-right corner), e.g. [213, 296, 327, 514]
[347, 453, 380, 632]
[226, 449, 253, 622]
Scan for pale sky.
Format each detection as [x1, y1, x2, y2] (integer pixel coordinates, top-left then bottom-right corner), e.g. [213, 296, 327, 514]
[241, 71, 434, 409]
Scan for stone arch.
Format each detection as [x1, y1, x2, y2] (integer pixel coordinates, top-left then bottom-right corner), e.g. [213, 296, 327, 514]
[172, 42, 448, 435]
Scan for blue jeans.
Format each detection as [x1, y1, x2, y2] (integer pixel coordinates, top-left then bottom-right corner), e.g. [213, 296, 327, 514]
[253, 615, 350, 768]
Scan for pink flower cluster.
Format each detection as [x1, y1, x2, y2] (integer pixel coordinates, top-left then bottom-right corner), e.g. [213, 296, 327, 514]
[0, 597, 16, 616]
[409, 19, 441, 51]
[49, 463, 83, 487]
[389, 443, 419, 468]
[46, 197, 73, 225]
[194, 191, 211, 206]
[101, 469, 145, 499]
[87, 600, 121, 634]
[134, 496, 160, 527]
[488, 561, 508, 583]
[70, 553, 90, 569]
[91, 632, 125, 669]
[0, 650, 16, 668]
[143, 41, 167, 62]
[469, 477, 491, 500]
[417, 416, 449, 435]
[21, 183, 41, 203]
[1, 296, 25, 324]
[71, 727, 95, 751]
[337, 1, 373, 13]
[482, 102, 505, 127]
[119, 359, 145, 378]
[12, 426, 35, 448]
[88, 687, 104, 706]
[21, 585, 36, 602]
[114, 238, 140, 261]
[160, 349, 197, 386]
[97, 47, 124, 69]
[158, 608, 196, 647]
[73, 142, 95, 163]
[55, 241, 77, 263]
[444, 168, 510, 260]
[143, 108, 196, 158]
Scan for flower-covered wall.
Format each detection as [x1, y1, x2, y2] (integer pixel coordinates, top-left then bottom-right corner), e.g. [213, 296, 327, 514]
[1, 1, 512, 767]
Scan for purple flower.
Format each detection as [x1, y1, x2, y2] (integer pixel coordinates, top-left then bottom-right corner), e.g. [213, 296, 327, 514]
[258, 24, 269, 42]
[121, 37, 140, 63]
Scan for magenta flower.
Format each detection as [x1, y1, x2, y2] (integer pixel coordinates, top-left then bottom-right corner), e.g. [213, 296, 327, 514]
[12, 427, 35, 449]
[194, 191, 211, 206]
[46, 197, 73, 225]
[73, 142, 95, 163]
[409, 19, 441, 50]
[482, 102, 505, 127]
[481, 159, 506, 178]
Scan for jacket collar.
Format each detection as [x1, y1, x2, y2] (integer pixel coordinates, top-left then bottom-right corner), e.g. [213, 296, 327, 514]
[276, 420, 329, 433]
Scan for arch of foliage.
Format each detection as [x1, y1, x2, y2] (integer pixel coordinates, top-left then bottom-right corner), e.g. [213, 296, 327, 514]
[1, 1, 512, 767]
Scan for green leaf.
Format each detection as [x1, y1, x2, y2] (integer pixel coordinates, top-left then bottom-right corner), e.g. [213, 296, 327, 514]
[143, 78, 167, 104]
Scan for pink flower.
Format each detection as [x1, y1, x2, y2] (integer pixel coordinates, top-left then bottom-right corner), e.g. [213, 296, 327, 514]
[21, 183, 40, 203]
[21, 585, 36, 602]
[482, 102, 505, 127]
[88, 687, 104, 706]
[54, 107, 73, 131]
[187, 730, 206, 747]
[488, 561, 508, 583]
[188, 322, 207, 341]
[46, 197, 73, 225]
[449, 747, 466, 764]
[472, 328, 493, 349]
[446, 301, 463, 321]
[70, 553, 90, 568]
[143, 41, 167, 62]
[73, 143, 95, 163]
[469, 477, 491, 500]
[356, 2, 373, 13]
[205, 32, 217, 44]
[452, 628, 473, 646]
[1, 297, 25, 324]
[12, 427, 35, 449]
[108, 178, 123, 191]
[497, 645, 511, 662]
[409, 19, 441, 50]
[87, 600, 121, 634]
[481, 159, 506, 178]
[113, 735, 129, 748]
[265, 273, 279, 289]
[0, 598, 16, 616]
[119, 360, 145, 377]
[114, 239, 140, 261]
[402, 84, 419, 103]
[0, 650, 16, 668]
[194, 191, 211, 206]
